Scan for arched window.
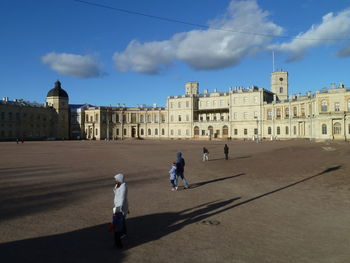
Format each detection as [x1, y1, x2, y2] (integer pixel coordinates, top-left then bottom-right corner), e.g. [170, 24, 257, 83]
[140, 129, 144, 136]
[155, 128, 158, 135]
[161, 128, 165, 135]
[285, 107, 289, 118]
[285, 126, 289, 135]
[148, 129, 151, 135]
[321, 100, 328, 112]
[208, 126, 213, 136]
[277, 126, 280, 135]
[322, 124, 327, 135]
[140, 115, 144, 123]
[194, 126, 199, 136]
[222, 125, 228, 136]
[268, 127, 272, 135]
[333, 122, 341, 135]
[147, 114, 152, 122]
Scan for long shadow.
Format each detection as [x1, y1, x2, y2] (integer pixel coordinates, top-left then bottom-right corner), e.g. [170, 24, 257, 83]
[209, 156, 251, 161]
[0, 198, 241, 263]
[206, 165, 342, 216]
[190, 173, 245, 189]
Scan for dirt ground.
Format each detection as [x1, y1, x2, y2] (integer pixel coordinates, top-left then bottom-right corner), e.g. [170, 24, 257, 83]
[0, 139, 350, 263]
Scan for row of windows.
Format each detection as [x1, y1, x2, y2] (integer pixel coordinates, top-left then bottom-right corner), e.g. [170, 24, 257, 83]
[1, 112, 48, 121]
[169, 101, 191, 109]
[233, 96, 259, 105]
[320, 100, 350, 112]
[170, 115, 190, 122]
[233, 112, 258, 120]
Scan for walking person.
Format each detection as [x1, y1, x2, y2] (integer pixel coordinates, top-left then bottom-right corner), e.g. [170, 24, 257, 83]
[169, 162, 177, 191]
[175, 152, 190, 189]
[202, 147, 209, 162]
[224, 144, 229, 160]
[112, 173, 129, 248]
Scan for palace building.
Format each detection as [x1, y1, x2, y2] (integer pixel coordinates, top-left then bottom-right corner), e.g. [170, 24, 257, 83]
[1, 71, 350, 141]
[83, 71, 350, 141]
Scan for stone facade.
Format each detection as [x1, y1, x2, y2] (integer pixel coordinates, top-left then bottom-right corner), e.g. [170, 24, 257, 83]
[0, 81, 69, 141]
[83, 71, 350, 141]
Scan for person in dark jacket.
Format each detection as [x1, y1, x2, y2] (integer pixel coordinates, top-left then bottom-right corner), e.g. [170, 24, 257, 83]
[224, 144, 229, 160]
[202, 147, 209, 162]
[175, 152, 190, 189]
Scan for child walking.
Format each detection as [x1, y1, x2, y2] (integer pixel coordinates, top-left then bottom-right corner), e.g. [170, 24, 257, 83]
[169, 162, 177, 191]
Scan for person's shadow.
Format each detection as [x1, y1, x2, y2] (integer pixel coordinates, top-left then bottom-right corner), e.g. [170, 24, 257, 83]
[0, 198, 241, 263]
[190, 173, 244, 189]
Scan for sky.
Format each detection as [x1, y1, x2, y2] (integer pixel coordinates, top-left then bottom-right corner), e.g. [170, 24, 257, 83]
[1, 0, 350, 107]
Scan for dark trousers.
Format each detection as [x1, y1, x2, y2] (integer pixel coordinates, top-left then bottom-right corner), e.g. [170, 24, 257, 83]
[225, 153, 228, 160]
[170, 179, 176, 188]
[113, 214, 127, 248]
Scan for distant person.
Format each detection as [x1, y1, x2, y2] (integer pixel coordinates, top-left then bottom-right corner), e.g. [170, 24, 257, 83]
[202, 147, 209, 162]
[169, 162, 177, 191]
[16, 138, 19, 144]
[21, 138, 24, 143]
[175, 152, 189, 189]
[224, 144, 229, 160]
[112, 173, 129, 248]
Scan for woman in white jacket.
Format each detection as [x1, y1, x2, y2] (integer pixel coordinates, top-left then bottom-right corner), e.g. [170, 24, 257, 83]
[113, 173, 129, 248]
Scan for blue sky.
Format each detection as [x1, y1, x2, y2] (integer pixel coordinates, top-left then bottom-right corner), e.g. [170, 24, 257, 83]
[1, 0, 350, 107]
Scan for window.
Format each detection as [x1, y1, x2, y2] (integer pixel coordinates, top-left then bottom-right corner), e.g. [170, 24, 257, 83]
[162, 129, 165, 135]
[140, 115, 144, 123]
[267, 110, 272, 120]
[293, 126, 297, 135]
[186, 115, 189, 121]
[234, 129, 238, 135]
[254, 112, 258, 119]
[171, 130, 174, 135]
[285, 107, 289, 118]
[244, 129, 248, 135]
[223, 125, 228, 135]
[147, 114, 152, 122]
[140, 129, 144, 136]
[154, 114, 159, 123]
[201, 130, 205, 136]
[334, 102, 340, 111]
[268, 127, 272, 135]
[301, 105, 305, 117]
[254, 128, 258, 135]
[277, 126, 281, 135]
[293, 107, 297, 117]
[178, 115, 182, 122]
[322, 124, 327, 135]
[148, 129, 151, 135]
[333, 122, 341, 135]
[321, 100, 327, 112]
[178, 129, 181, 135]
[155, 128, 158, 135]
[285, 126, 289, 135]
[276, 108, 281, 119]
[279, 87, 283, 93]
[123, 129, 127, 135]
[243, 112, 248, 120]
[243, 97, 248, 104]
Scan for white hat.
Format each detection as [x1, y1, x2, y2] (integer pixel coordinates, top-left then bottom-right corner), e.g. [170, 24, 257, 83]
[114, 173, 125, 183]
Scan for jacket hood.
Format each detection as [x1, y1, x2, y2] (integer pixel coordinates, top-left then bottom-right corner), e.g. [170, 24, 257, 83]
[176, 152, 182, 159]
[114, 173, 125, 183]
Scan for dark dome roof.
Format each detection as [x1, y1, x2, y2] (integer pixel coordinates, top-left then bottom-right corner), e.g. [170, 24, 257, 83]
[47, 81, 68, 98]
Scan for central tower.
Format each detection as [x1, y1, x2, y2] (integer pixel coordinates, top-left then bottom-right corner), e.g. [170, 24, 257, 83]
[271, 71, 288, 101]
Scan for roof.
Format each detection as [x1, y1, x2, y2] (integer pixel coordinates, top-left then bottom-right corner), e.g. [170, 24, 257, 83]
[47, 81, 68, 98]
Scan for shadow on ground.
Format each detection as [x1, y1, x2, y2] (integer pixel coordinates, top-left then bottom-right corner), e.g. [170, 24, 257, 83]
[0, 198, 241, 263]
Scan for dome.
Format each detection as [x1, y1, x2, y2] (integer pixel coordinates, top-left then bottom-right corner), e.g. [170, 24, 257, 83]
[47, 80, 68, 98]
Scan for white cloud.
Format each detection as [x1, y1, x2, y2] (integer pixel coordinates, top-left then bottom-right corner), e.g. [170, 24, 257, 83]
[42, 52, 104, 78]
[113, 0, 283, 74]
[270, 9, 350, 61]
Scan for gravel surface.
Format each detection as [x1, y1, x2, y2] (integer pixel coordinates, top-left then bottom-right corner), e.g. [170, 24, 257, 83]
[0, 139, 350, 263]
